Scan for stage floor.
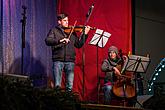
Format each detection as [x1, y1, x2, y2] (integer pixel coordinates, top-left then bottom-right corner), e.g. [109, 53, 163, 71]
[80, 103, 145, 110]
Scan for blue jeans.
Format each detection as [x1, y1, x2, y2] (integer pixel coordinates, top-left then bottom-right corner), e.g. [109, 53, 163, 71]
[103, 85, 112, 104]
[52, 61, 75, 91]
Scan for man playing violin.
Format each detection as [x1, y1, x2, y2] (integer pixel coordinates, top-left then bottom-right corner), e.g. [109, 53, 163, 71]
[45, 13, 91, 92]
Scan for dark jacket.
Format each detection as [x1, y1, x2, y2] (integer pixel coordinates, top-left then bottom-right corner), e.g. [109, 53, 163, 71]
[45, 25, 88, 62]
[101, 57, 122, 83]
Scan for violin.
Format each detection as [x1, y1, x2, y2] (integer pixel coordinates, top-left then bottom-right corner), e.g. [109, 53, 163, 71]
[63, 25, 96, 34]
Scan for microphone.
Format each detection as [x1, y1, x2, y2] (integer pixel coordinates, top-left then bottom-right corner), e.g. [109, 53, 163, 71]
[86, 4, 94, 18]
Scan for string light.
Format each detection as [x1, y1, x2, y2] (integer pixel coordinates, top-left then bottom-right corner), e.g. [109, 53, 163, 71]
[147, 58, 165, 94]
[155, 73, 159, 76]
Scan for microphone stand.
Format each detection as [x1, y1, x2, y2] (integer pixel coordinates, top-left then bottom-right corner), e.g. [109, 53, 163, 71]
[20, 6, 27, 74]
[82, 3, 94, 98]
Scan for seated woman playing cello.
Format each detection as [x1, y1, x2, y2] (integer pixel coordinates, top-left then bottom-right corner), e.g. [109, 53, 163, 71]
[101, 46, 135, 105]
[101, 45, 122, 104]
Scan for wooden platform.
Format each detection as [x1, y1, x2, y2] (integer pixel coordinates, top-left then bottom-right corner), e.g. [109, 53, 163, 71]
[80, 103, 145, 110]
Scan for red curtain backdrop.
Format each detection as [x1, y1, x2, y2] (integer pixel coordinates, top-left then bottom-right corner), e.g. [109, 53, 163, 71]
[57, 0, 132, 101]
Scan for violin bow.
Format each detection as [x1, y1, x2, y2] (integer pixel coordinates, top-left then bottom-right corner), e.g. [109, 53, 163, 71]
[67, 20, 77, 39]
[53, 20, 77, 49]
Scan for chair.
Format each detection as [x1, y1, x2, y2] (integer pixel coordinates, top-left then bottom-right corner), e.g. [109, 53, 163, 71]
[97, 75, 133, 106]
[97, 76, 105, 104]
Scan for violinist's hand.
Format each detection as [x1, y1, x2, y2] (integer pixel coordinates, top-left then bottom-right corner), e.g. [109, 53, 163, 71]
[113, 67, 121, 76]
[84, 25, 91, 34]
[60, 38, 70, 44]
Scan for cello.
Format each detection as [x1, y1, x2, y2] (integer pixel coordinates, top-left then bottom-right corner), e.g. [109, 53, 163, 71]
[112, 51, 136, 99]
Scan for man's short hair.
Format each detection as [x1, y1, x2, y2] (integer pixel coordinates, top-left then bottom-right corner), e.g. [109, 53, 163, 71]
[57, 13, 68, 20]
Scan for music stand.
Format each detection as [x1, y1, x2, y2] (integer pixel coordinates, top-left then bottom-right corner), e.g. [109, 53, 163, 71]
[123, 55, 150, 107]
[89, 29, 111, 103]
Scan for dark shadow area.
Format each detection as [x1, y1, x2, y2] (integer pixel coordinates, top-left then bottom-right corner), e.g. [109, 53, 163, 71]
[8, 42, 47, 88]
